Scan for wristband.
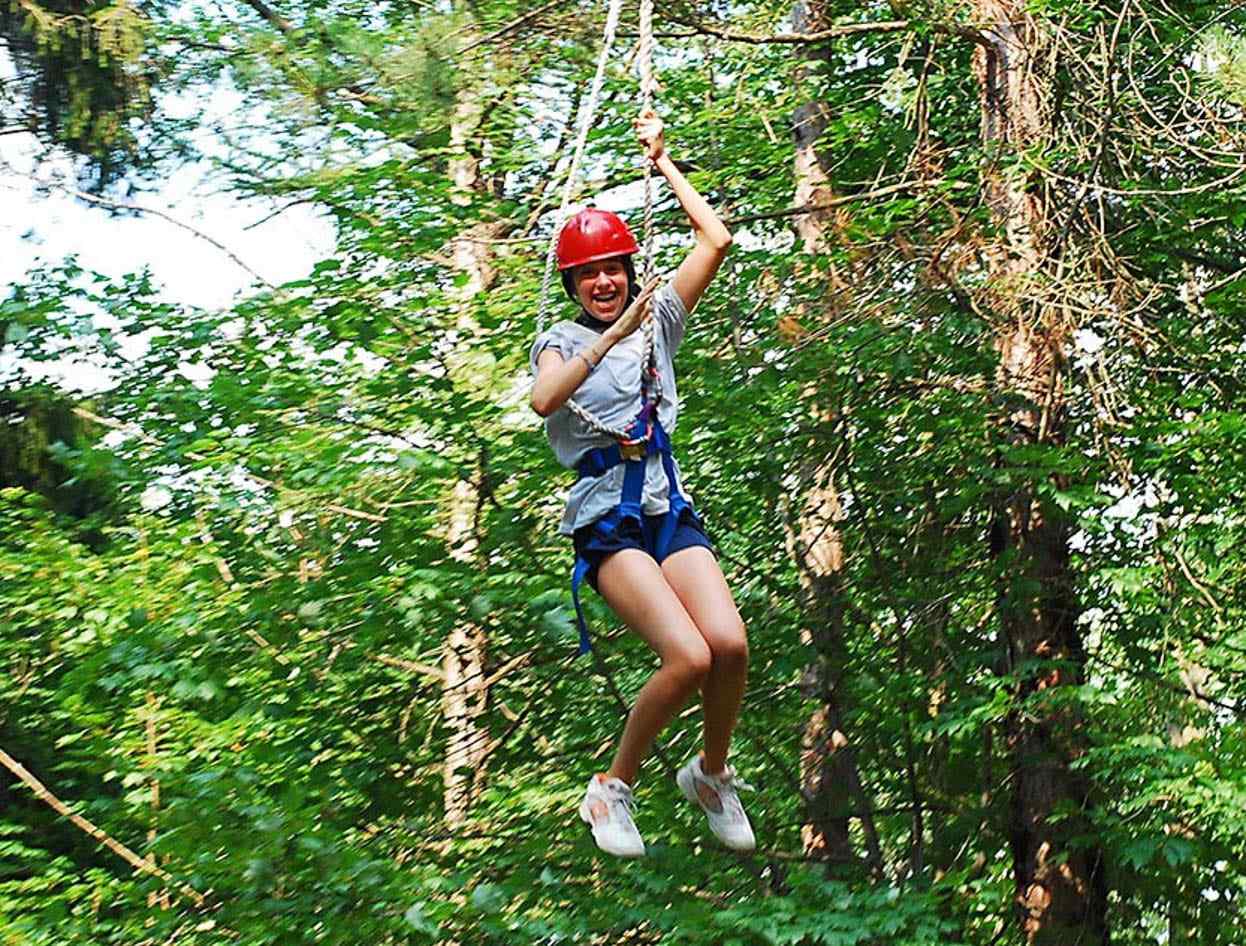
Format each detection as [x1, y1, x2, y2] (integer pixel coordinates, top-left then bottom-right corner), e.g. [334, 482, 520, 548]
[576, 352, 598, 373]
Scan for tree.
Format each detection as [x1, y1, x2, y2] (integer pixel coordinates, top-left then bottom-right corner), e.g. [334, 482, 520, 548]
[4, 1, 1246, 943]
[785, 0, 883, 877]
[0, 0, 176, 187]
[970, 2, 1107, 939]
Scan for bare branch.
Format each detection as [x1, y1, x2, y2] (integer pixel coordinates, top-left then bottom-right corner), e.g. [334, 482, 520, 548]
[456, 0, 569, 55]
[667, 14, 990, 48]
[7, 165, 276, 289]
[0, 746, 207, 908]
[724, 181, 942, 228]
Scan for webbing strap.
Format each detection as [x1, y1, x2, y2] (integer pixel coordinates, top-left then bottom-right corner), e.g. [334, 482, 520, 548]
[571, 556, 593, 654]
[618, 448, 647, 522]
[654, 441, 690, 560]
[569, 416, 689, 654]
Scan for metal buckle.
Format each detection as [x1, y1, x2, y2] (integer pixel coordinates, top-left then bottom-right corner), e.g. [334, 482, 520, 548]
[619, 439, 646, 461]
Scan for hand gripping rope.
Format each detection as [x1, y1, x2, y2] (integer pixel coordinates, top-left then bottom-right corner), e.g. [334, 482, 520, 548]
[534, 0, 698, 655]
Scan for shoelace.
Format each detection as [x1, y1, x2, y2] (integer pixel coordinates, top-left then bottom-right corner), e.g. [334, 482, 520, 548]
[605, 785, 637, 822]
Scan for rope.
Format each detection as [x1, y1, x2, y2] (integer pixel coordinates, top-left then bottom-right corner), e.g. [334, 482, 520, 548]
[535, 0, 664, 442]
[636, 0, 662, 412]
[535, 0, 627, 335]
[638, 0, 656, 285]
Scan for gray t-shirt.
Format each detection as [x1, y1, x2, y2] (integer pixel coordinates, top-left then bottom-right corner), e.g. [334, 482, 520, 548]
[530, 282, 695, 536]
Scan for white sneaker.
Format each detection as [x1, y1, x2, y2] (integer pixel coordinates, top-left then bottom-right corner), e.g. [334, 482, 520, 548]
[676, 755, 756, 852]
[578, 774, 645, 858]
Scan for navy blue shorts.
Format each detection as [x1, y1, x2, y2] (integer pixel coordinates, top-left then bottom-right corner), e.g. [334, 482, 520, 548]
[573, 508, 717, 592]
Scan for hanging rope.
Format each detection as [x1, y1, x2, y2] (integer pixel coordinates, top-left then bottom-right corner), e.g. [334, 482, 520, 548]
[638, 0, 656, 286]
[535, 0, 664, 442]
[636, 0, 663, 417]
[535, 0, 626, 335]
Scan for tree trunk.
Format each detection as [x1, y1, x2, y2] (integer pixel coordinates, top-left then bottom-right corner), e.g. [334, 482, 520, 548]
[791, 0, 834, 257]
[439, 75, 499, 826]
[787, 0, 880, 876]
[973, 3, 1107, 941]
[787, 466, 882, 875]
[442, 476, 489, 825]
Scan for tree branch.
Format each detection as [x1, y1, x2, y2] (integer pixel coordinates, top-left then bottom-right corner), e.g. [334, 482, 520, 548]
[0, 746, 207, 908]
[9, 166, 276, 289]
[667, 15, 990, 48]
[239, 0, 292, 33]
[723, 181, 931, 228]
[456, 0, 568, 55]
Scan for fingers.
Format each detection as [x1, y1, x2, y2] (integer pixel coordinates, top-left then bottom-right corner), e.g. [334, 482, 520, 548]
[636, 273, 662, 301]
[633, 109, 664, 156]
[625, 276, 662, 307]
[627, 276, 661, 317]
[614, 275, 663, 336]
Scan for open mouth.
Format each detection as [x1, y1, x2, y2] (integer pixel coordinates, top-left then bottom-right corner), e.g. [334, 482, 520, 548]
[591, 291, 621, 314]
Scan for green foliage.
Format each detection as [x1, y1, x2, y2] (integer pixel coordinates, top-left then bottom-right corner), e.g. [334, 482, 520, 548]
[0, 1, 174, 186]
[4, 0, 1246, 943]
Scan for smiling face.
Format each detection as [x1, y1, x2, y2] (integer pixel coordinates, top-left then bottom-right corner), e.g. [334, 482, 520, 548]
[573, 257, 631, 321]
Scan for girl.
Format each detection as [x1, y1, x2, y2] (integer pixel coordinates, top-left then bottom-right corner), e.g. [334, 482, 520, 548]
[529, 109, 754, 858]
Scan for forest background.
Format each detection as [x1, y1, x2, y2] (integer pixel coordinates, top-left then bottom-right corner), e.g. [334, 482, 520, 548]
[3, 0, 1246, 944]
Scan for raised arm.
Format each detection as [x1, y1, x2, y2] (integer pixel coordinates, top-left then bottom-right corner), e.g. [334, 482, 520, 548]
[634, 109, 733, 314]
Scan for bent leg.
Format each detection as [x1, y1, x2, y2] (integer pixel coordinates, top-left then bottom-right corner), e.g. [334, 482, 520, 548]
[660, 546, 749, 775]
[595, 549, 712, 785]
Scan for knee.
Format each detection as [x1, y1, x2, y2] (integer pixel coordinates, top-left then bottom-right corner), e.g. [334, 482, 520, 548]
[665, 639, 713, 688]
[708, 621, 749, 670]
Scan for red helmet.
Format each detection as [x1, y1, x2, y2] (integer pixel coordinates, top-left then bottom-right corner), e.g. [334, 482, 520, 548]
[556, 208, 639, 271]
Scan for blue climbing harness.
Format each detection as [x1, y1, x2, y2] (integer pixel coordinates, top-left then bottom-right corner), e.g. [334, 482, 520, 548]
[570, 401, 691, 654]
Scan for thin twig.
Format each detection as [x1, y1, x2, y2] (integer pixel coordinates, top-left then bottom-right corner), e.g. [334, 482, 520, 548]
[668, 15, 989, 49]
[9, 165, 275, 289]
[456, 0, 568, 54]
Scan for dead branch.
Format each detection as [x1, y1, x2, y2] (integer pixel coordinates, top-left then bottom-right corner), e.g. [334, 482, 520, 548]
[0, 746, 206, 908]
[667, 15, 990, 48]
[4, 161, 275, 289]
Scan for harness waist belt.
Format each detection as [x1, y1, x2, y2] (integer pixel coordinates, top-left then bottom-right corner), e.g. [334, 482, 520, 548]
[570, 414, 690, 654]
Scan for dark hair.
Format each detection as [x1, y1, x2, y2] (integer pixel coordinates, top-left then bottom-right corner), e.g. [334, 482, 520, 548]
[563, 255, 639, 323]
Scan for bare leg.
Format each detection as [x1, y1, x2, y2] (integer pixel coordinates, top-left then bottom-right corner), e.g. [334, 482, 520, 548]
[660, 546, 749, 776]
[595, 549, 712, 786]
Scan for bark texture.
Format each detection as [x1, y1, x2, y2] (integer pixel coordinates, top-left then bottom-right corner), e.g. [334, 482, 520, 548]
[787, 464, 881, 875]
[973, 3, 1107, 941]
[788, 0, 879, 875]
[440, 79, 497, 827]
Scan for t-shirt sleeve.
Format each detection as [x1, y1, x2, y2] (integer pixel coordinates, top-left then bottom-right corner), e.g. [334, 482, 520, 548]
[529, 325, 572, 377]
[653, 281, 688, 355]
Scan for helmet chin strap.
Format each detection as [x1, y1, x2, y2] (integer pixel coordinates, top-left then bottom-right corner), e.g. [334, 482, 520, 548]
[573, 314, 613, 334]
